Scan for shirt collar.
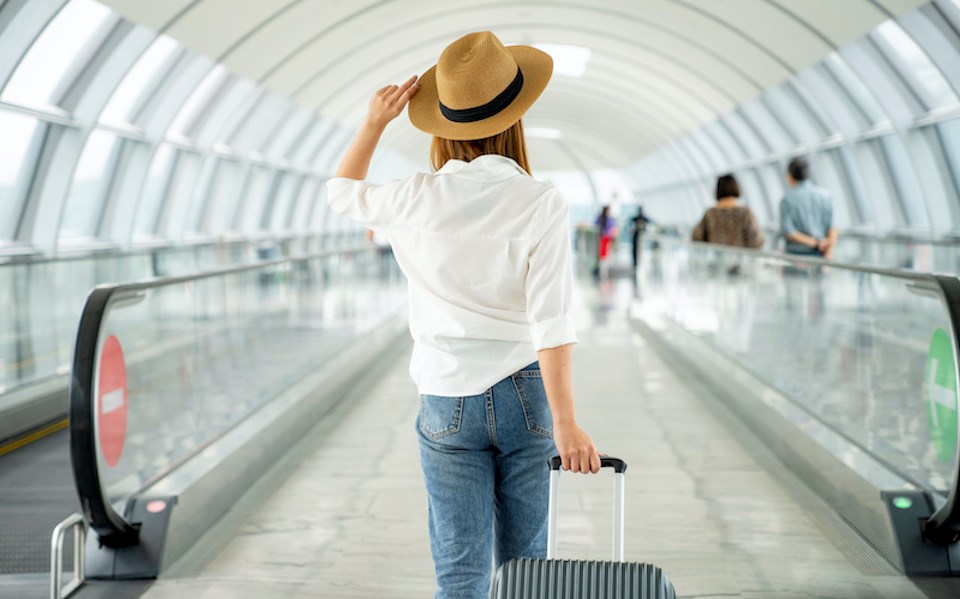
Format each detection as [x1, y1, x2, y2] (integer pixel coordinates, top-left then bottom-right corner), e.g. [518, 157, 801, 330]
[436, 154, 527, 180]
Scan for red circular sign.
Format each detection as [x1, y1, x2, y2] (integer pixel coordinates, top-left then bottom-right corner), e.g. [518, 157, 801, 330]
[98, 335, 128, 467]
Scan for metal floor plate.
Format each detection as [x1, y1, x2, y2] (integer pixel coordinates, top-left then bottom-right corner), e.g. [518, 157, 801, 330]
[0, 427, 77, 574]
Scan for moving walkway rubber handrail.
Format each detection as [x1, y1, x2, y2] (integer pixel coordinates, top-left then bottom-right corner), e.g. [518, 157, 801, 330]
[0, 231, 321, 267]
[647, 236, 960, 545]
[69, 244, 371, 547]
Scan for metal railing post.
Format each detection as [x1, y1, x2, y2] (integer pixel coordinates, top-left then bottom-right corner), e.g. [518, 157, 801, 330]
[50, 513, 86, 599]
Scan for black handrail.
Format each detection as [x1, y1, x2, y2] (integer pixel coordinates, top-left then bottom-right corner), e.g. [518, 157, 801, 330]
[925, 274, 960, 544]
[69, 245, 372, 547]
[647, 236, 960, 545]
[0, 231, 325, 267]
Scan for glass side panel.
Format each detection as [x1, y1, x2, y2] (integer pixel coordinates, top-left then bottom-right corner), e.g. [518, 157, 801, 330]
[2, 0, 112, 106]
[59, 130, 120, 240]
[0, 111, 39, 241]
[90, 248, 406, 506]
[100, 35, 179, 125]
[637, 237, 959, 496]
[0, 238, 323, 402]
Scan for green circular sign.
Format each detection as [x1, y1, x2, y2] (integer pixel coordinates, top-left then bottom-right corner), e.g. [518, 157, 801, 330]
[925, 328, 958, 463]
[892, 496, 913, 510]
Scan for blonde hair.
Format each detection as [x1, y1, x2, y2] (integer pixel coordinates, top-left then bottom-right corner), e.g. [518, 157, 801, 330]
[430, 120, 531, 175]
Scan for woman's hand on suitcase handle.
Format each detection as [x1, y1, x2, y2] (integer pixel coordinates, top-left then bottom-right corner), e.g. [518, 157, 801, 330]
[553, 422, 601, 473]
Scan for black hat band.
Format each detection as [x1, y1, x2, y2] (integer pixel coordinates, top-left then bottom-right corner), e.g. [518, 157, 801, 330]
[439, 67, 524, 123]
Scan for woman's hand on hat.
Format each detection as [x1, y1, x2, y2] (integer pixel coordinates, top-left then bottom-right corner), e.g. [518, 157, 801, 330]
[365, 75, 420, 130]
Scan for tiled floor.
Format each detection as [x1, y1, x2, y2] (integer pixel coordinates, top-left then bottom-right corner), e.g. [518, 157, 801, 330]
[140, 279, 952, 598]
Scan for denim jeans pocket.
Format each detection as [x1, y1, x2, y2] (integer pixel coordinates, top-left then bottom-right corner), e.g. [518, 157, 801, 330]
[418, 395, 464, 440]
[512, 371, 553, 438]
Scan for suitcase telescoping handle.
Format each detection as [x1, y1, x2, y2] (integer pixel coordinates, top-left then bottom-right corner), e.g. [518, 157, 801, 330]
[546, 455, 627, 562]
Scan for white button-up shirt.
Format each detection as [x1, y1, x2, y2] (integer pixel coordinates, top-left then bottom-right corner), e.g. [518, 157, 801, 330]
[326, 154, 577, 396]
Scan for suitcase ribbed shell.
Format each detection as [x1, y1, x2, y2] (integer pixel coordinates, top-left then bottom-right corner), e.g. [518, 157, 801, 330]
[490, 558, 676, 599]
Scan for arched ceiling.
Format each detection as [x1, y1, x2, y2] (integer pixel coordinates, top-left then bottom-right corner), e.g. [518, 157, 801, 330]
[100, 0, 927, 171]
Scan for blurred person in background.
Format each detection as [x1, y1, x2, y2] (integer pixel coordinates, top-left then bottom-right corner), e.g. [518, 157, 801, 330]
[691, 174, 763, 249]
[630, 205, 653, 269]
[780, 157, 837, 258]
[595, 205, 617, 278]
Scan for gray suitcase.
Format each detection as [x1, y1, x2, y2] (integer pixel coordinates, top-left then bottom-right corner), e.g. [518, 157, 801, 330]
[490, 456, 676, 599]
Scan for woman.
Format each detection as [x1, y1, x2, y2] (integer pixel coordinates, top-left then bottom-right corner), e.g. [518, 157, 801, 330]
[325, 32, 600, 598]
[691, 174, 764, 249]
[595, 205, 617, 277]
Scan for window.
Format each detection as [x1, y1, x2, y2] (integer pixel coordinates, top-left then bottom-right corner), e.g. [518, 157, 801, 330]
[270, 173, 303, 231]
[738, 101, 795, 153]
[809, 152, 853, 229]
[736, 170, 771, 224]
[758, 164, 787, 218]
[721, 112, 769, 160]
[100, 35, 179, 125]
[907, 127, 957, 232]
[227, 93, 288, 154]
[194, 80, 257, 145]
[821, 52, 887, 127]
[291, 178, 320, 232]
[763, 87, 823, 147]
[205, 160, 243, 233]
[795, 67, 862, 137]
[853, 141, 901, 229]
[2, 0, 112, 106]
[938, 119, 960, 206]
[293, 120, 334, 167]
[59, 131, 120, 240]
[133, 144, 176, 236]
[0, 111, 39, 241]
[167, 65, 228, 137]
[833, 146, 873, 227]
[237, 167, 274, 233]
[687, 129, 727, 172]
[185, 158, 217, 234]
[675, 137, 714, 176]
[878, 134, 931, 228]
[159, 153, 202, 238]
[703, 121, 745, 167]
[874, 21, 957, 110]
[264, 110, 314, 160]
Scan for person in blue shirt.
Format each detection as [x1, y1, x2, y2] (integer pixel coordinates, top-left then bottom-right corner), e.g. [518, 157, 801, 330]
[779, 157, 838, 258]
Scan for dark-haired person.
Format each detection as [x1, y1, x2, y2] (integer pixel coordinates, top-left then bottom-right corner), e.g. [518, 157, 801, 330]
[779, 157, 837, 258]
[595, 205, 617, 278]
[691, 174, 764, 249]
[325, 32, 600, 597]
[630, 205, 653, 269]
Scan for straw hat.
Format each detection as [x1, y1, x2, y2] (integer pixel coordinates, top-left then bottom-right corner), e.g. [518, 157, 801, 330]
[409, 31, 553, 140]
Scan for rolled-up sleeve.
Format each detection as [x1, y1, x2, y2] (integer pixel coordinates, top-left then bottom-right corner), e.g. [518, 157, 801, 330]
[526, 200, 577, 350]
[326, 177, 405, 229]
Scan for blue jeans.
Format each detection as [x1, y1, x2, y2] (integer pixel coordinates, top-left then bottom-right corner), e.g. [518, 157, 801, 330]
[417, 362, 555, 599]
